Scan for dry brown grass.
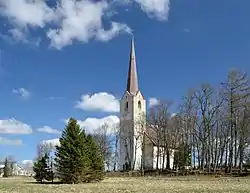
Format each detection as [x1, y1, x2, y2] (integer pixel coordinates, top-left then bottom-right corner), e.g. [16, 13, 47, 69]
[1, 176, 250, 193]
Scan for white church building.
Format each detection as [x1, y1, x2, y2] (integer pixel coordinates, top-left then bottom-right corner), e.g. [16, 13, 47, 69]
[119, 39, 175, 171]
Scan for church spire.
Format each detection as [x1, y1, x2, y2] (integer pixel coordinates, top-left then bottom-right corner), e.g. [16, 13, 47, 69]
[126, 37, 139, 95]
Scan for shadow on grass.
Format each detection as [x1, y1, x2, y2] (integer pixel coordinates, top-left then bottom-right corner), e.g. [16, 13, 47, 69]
[24, 181, 63, 185]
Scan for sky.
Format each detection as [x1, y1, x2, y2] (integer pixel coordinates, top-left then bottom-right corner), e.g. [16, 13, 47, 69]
[0, 0, 250, 166]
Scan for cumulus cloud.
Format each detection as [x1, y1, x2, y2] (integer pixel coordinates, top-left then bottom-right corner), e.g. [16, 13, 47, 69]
[148, 97, 160, 107]
[47, 0, 132, 49]
[0, 29, 41, 46]
[0, 0, 170, 49]
[135, 0, 170, 20]
[64, 115, 119, 134]
[37, 126, 61, 134]
[78, 115, 119, 134]
[76, 92, 119, 113]
[21, 160, 33, 171]
[12, 88, 31, 99]
[0, 118, 32, 134]
[0, 136, 22, 145]
[0, 0, 132, 49]
[0, 0, 55, 28]
[9, 28, 26, 41]
[48, 115, 119, 148]
[41, 138, 60, 149]
[22, 159, 33, 165]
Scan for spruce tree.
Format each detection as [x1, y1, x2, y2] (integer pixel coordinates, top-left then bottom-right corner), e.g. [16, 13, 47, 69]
[55, 118, 91, 184]
[33, 153, 50, 183]
[86, 135, 105, 181]
[3, 158, 10, 178]
[46, 156, 54, 183]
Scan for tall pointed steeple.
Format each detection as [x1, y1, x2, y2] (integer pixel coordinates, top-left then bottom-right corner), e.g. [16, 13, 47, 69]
[126, 37, 139, 95]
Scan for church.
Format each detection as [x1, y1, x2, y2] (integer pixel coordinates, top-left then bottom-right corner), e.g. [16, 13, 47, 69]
[119, 39, 175, 171]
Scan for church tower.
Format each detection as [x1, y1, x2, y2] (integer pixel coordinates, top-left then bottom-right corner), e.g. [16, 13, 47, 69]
[119, 38, 146, 171]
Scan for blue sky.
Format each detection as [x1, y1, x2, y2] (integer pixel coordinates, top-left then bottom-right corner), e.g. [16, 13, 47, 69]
[0, 0, 250, 166]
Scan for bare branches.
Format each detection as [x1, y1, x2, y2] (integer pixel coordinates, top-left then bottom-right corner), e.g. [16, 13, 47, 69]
[36, 143, 52, 160]
[92, 124, 113, 171]
[143, 69, 250, 172]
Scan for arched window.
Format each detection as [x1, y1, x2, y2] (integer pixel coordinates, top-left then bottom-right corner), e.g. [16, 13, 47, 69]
[125, 102, 128, 111]
[138, 101, 141, 109]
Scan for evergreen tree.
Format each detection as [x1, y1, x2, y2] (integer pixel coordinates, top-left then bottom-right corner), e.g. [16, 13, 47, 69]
[46, 156, 54, 183]
[86, 135, 105, 181]
[33, 153, 50, 183]
[55, 118, 91, 184]
[3, 158, 10, 178]
[174, 144, 192, 170]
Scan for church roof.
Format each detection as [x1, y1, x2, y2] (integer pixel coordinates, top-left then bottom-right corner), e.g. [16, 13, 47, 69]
[126, 38, 139, 95]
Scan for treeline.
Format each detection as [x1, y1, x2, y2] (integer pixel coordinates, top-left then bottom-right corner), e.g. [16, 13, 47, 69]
[33, 118, 104, 184]
[165, 69, 250, 173]
[143, 69, 250, 173]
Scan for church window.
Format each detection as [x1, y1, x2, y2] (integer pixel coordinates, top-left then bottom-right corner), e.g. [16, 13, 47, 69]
[125, 102, 128, 111]
[138, 101, 141, 109]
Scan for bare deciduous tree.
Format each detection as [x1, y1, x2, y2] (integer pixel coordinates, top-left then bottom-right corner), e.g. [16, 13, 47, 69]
[147, 100, 173, 170]
[36, 142, 53, 159]
[92, 124, 113, 171]
[221, 70, 250, 172]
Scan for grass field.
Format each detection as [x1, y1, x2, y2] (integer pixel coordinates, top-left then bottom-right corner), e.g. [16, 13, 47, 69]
[1, 176, 250, 193]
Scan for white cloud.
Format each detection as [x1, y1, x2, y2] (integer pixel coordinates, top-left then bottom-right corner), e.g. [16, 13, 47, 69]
[12, 88, 31, 99]
[41, 138, 60, 149]
[0, 0, 132, 49]
[9, 28, 41, 46]
[148, 97, 160, 107]
[8, 28, 26, 41]
[0, 29, 41, 46]
[0, 136, 22, 145]
[0, 0, 55, 28]
[77, 115, 119, 134]
[46, 115, 119, 148]
[47, 0, 132, 49]
[0, 118, 32, 134]
[21, 160, 33, 171]
[76, 92, 119, 113]
[95, 22, 132, 42]
[0, 0, 171, 49]
[135, 0, 170, 20]
[64, 115, 119, 134]
[37, 126, 61, 134]
[22, 159, 33, 165]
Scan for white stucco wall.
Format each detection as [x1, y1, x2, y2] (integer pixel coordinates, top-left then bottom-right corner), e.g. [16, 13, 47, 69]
[152, 146, 174, 170]
[143, 143, 153, 169]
